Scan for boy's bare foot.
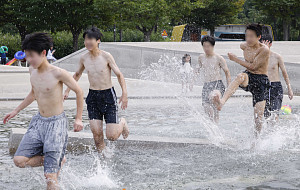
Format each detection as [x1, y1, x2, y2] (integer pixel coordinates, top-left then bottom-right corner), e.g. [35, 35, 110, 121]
[121, 118, 129, 139]
[212, 90, 224, 111]
[57, 156, 66, 177]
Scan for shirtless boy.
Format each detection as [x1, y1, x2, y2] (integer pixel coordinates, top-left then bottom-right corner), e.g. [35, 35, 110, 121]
[64, 27, 129, 152]
[3, 33, 84, 189]
[260, 36, 293, 120]
[198, 36, 231, 124]
[212, 24, 270, 138]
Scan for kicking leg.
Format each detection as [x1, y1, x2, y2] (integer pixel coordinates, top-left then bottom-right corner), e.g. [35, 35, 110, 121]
[212, 73, 249, 111]
[90, 120, 106, 152]
[106, 118, 129, 141]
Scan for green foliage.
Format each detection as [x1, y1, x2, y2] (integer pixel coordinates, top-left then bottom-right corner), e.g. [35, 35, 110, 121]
[0, 32, 21, 59]
[185, 0, 245, 33]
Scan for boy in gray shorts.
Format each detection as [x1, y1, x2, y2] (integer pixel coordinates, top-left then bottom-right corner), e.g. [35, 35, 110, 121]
[3, 33, 84, 189]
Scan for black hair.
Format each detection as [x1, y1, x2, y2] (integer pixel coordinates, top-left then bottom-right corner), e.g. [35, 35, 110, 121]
[201, 35, 215, 46]
[260, 35, 273, 43]
[83, 26, 103, 41]
[246, 23, 262, 37]
[182, 54, 191, 65]
[22, 32, 53, 55]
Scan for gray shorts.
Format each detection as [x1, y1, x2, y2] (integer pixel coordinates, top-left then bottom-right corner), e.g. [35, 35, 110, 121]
[14, 112, 68, 174]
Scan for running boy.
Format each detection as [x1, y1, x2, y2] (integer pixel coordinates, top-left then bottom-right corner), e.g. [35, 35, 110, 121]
[260, 36, 293, 120]
[212, 24, 270, 138]
[198, 35, 231, 124]
[3, 33, 84, 189]
[64, 27, 129, 152]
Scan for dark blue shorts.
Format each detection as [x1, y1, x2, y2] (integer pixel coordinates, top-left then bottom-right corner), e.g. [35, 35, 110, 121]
[264, 82, 283, 118]
[239, 70, 270, 107]
[14, 112, 68, 174]
[86, 87, 119, 124]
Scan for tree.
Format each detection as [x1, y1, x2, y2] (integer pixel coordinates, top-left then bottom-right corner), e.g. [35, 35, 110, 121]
[186, 0, 245, 36]
[108, 0, 193, 42]
[252, 0, 300, 40]
[3, 0, 39, 40]
[47, 0, 111, 51]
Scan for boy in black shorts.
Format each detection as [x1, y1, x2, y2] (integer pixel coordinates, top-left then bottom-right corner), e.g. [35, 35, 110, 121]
[64, 27, 129, 152]
[212, 24, 271, 139]
[259, 36, 293, 121]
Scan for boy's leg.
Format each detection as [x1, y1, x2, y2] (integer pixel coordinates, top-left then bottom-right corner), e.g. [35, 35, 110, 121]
[253, 101, 266, 137]
[13, 155, 44, 168]
[106, 118, 129, 141]
[203, 104, 215, 122]
[44, 173, 58, 190]
[90, 119, 106, 152]
[213, 107, 220, 124]
[213, 73, 249, 110]
[13, 117, 44, 168]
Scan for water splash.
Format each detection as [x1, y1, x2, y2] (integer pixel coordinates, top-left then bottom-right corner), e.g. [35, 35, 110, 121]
[60, 144, 119, 189]
[138, 54, 225, 145]
[256, 113, 300, 152]
[139, 54, 182, 83]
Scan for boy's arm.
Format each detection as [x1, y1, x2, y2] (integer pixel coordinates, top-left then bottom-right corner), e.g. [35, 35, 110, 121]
[278, 54, 293, 100]
[196, 56, 202, 74]
[3, 88, 35, 124]
[107, 52, 128, 110]
[228, 47, 269, 72]
[64, 57, 85, 99]
[219, 56, 231, 86]
[3, 67, 35, 124]
[57, 69, 84, 132]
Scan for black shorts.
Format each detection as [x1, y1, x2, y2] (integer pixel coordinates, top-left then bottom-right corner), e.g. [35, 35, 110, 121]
[86, 87, 119, 123]
[239, 70, 270, 107]
[202, 80, 225, 105]
[264, 82, 283, 118]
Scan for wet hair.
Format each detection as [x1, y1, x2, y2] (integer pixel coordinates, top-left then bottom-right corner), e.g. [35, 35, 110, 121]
[260, 35, 273, 43]
[22, 32, 53, 55]
[83, 26, 103, 41]
[201, 35, 215, 46]
[182, 54, 191, 65]
[246, 23, 262, 37]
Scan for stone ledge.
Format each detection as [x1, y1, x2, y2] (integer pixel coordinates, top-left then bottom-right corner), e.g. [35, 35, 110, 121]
[9, 128, 210, 155]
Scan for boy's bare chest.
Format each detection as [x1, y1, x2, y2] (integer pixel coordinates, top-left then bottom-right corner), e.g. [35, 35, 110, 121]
[202, 57, 219, 70]
[84, 57, 110, 74]
[243, 48, 260, 63]
[268, 56, 279, 70]
[30, 73, 59, 94]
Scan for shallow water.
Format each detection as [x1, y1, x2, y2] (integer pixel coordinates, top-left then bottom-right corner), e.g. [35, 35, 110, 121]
[1, 96, 300, 189]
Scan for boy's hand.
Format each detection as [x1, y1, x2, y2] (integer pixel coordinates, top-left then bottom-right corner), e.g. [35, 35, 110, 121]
[63, 90, 69, 101]
[3, 110, 18, 124]
[73, 119, 83, 132]
[262, 40, 271, 48]
[119, 93, 128, 110]
[228, 52, 238, 62]
[288, 87, 293, 100]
